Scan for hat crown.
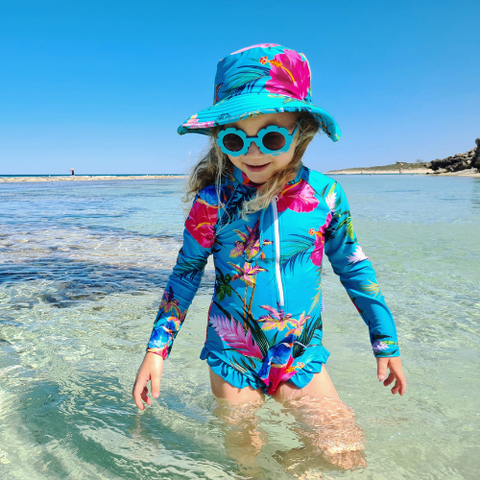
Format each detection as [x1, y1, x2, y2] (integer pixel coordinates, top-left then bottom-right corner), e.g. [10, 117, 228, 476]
[213, 44, 313, 106]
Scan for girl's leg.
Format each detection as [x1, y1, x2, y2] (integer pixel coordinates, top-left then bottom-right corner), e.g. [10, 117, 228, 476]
[209, 368, 266, 475]
[273, 367, 366, 471]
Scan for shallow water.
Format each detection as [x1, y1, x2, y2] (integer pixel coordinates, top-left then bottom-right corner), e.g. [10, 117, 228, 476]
[1, 175, 479, 479]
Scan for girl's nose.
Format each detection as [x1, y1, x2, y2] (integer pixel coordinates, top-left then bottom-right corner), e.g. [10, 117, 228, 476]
[245, 141, 262, 156]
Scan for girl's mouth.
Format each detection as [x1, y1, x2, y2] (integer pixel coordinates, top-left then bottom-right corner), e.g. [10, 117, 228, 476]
[245, 163, 270, 172]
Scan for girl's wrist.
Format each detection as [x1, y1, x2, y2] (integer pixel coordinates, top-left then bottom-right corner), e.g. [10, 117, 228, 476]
[146, 349, 165, 359]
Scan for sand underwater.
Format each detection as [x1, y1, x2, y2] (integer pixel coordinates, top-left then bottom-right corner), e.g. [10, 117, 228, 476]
[1, 174, 479, 479]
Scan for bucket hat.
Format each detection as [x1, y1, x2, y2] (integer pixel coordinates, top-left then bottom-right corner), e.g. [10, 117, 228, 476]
[178, 43, 340, 142]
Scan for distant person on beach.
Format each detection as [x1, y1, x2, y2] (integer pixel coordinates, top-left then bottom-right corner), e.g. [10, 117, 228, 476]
[132, 44, 406, 473]
[70, 168, 75, 176]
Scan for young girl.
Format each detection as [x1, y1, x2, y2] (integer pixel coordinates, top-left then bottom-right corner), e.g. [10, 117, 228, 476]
[132, 44, 406, 473]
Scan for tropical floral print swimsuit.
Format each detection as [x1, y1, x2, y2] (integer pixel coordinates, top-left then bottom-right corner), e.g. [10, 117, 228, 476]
[147, 165, 399, 395]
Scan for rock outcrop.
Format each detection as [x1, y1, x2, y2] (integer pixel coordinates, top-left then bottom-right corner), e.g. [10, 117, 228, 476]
[427, 138, 479, 173]
[475, 138, 480, 169]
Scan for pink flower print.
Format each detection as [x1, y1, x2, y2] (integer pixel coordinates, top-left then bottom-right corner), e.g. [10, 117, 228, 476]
[276, 179, 319, 213]
[310, 213, 332, 266]
[228, 262, 267, 287]
[265, 50, 310, 100]
[184, 114, 214, 129]
[265, 357, 295, 395]
[230, 44, 280, 55]
[347, 245, 369, 264]
[147, 344, 170, 360]
[194, 120, 215, 129]
[185, 198, 218, 248]
[258, 305, 293, 331]
[210, 314, 263, 359]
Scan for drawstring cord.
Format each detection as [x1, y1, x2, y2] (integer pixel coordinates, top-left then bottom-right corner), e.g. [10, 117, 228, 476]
[243, 193, 279, 263]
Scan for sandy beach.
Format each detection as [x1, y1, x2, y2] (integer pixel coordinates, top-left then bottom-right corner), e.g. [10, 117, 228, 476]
[0, 175, 187, 183]
[326, 168, 480, 177]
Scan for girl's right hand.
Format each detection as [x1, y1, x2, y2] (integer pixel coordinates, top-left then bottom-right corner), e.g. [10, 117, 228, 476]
[132, 352, 164, 410]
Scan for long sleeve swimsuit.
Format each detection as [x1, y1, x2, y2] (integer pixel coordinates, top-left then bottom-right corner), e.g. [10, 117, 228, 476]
[147, 165, 399, 395]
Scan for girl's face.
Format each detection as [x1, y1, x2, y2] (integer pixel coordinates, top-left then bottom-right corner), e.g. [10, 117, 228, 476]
[222, 112, 300, 184]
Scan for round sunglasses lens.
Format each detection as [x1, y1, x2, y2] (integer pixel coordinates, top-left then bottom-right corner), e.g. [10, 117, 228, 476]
[262, 132, 286, 151]
[223, 134, 244, 152]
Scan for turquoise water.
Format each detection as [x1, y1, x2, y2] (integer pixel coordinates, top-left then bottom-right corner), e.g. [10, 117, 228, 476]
[1, 175, 479, 479]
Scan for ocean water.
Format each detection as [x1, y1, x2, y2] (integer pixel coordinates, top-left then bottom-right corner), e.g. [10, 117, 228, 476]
[0, 175, 479, 479]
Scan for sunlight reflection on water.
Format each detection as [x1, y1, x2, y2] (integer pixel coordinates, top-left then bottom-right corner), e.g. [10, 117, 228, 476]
[1, 176, 479, 479]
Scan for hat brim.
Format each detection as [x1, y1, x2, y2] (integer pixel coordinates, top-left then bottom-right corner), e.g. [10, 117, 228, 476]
[177, 93, 340, 142]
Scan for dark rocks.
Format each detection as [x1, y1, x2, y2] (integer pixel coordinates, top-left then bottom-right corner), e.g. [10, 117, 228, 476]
[426, 139, 479, 173]
[474, 138, 480, 169]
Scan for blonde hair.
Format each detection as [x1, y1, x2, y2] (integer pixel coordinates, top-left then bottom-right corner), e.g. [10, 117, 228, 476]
[185, 112, 320, 217]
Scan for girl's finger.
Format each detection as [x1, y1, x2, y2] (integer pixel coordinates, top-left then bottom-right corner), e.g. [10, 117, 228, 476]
[376, 358, 388, 381]
[132, 379, 147, 410]
[140, 389, 151, 405]
[383, 371, 395, 387]
[391, 381, 400, 395]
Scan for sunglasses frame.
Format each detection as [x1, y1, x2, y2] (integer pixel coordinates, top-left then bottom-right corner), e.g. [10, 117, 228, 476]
[216, 122, 301, 157]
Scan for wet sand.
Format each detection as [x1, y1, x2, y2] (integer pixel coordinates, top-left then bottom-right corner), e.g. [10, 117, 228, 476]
[0, 175, 187, 183]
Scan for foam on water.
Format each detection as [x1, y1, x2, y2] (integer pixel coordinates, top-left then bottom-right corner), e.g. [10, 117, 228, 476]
[1, 176, 479, 479]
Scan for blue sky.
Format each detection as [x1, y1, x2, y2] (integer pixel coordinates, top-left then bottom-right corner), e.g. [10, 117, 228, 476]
[1, 0, 479, 174]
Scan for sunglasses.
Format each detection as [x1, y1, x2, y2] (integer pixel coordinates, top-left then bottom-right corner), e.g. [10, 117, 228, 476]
[216, 122, 301, 157]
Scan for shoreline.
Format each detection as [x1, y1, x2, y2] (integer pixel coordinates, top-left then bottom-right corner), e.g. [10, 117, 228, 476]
[326, 168, 480, 178]
[0, 175, 187, 183]
[2, 169, 479, 183]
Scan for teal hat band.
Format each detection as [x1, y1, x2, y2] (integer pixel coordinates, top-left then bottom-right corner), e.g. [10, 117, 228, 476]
[178, 44, 340, 142]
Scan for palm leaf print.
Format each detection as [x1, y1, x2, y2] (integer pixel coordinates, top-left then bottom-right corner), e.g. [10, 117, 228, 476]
[228, 72, 266, 90]
[309, 274, 323, 314]
[320, 182, 337, 199]
[293, 315, 322, 358]
[212, 301, 270, 358]
[219, 186, 255, 226]
[280, 234, 315, 273]
[221, 65, 270, 100]
[174, 257, 207, 281]
[230, 358, 248, 374]
[336, 212, 355, 240]
[244, 310, 270, 358]
[266, 94, 298, 104]
[360, 280, 381, 298]
[237, 110, 264, 121]
[215, 267, 235, 302]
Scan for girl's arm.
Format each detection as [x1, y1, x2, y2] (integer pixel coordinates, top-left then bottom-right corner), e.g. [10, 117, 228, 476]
[133, 188, 219, 409]
[147, 189, 219, 359]
[323, 181, 406, 394]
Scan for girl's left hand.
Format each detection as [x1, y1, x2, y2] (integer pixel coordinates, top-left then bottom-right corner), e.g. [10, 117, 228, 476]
[376, 356, 407, 396]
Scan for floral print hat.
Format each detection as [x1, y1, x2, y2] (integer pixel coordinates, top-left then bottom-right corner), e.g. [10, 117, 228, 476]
[178, 44, 340, 142]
